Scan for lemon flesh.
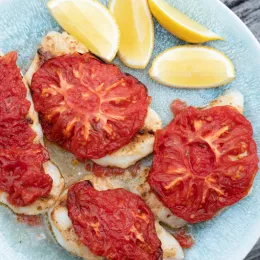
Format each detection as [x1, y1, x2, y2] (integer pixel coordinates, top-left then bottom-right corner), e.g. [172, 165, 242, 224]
[48, 0, 120, 62]
[149, 46, 235, 89]
[148, 0, 223, 43]
[109, 0, 154, 69]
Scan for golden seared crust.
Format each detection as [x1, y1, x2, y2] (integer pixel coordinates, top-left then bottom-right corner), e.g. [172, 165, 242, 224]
[93, 108, 162, 168]
[208, 89, 244, 114]
[48, 190, 104, 260]
[25, 31, 88, 85]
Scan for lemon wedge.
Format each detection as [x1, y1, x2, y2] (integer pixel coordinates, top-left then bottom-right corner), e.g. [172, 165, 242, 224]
[148, 0, 223, 43]
[47, 0, 120, 62]
[149, 46, 235, 88]
[109, 0, 154, 69]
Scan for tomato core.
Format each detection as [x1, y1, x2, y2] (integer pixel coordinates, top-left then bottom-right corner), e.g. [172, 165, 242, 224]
[188, 141, 216, 177]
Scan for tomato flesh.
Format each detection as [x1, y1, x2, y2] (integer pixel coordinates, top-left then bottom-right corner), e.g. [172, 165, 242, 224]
[92, 163, 125, 177]
[149, 103, 259, 223]
[174, 228, 194, 249]
[68, 181, 162, 260]
[92, 162, 140, 177]
[0, 52, 52, 206]
[31, 53, 150, 159]
[17, 214, 42, 227]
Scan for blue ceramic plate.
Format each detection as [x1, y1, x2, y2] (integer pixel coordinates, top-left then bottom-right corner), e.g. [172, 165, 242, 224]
[0, 0, 260, 260]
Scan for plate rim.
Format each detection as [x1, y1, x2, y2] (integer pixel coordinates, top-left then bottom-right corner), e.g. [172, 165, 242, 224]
[0, 0, 260, 260]
[214, 2, 260, 259]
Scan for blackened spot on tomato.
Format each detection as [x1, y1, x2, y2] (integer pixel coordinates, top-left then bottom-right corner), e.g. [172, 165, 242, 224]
[59, 199, 67, 208]
[26, 117, 34, 124]
[148, 130, 155, 135]
[87, 52, 106, 63]
[125, 73, 148, 92]
[86, 180, 93, 187]
[37, 48, 54, 64]
[139, 129, 145, 135]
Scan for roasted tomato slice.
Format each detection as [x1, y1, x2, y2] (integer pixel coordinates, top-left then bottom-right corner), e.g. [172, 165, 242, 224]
[31, 53, 150, 159]
[149, 103, 259, 223]
[0, 144, 52, 206]
[68, 181, 162, 260]
[92, 163, 125, 177]
[0, 52, 30, 123]
[0, 52, 53, 207]
[174, 228, 194, 249]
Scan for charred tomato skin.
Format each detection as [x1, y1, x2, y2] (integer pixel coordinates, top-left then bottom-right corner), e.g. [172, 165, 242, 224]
[149, 104, 259, 223]
[67, 181, 162, 260]
[31, 53, 150, 160]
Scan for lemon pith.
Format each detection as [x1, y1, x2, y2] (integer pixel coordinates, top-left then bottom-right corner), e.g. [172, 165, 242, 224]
[149, 46, 235, 89]
[48, 0, 120, 62]
[109, 0, 154, 69]
[148, 0, 223, 43]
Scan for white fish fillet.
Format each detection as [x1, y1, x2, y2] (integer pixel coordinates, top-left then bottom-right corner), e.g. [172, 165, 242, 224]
[25, 31, 162, 168]
[48, 182, 184, 260]
[93, 108, 162, 168]
[208, 89, 244, 113]
[48, 190, 103, 260]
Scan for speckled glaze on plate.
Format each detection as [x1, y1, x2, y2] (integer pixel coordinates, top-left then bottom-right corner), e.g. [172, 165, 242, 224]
[0, 0, 260, 260]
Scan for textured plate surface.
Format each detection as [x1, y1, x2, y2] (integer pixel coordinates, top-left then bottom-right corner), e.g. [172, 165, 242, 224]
[0, 0, 260, 260]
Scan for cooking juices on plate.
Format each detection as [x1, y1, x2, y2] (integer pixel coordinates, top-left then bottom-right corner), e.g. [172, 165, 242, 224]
[0, 0, 259, 260]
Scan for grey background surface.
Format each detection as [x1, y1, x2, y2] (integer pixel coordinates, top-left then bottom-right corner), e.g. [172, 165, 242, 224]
[221, 0, 260, 259]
